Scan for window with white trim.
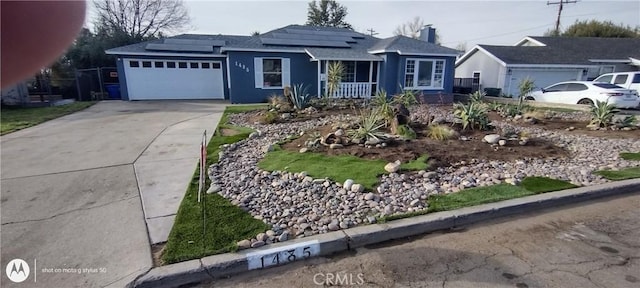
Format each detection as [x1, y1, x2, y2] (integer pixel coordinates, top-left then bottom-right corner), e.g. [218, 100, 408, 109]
[404, 59, 445, 89]
[262, 59, 282, 87]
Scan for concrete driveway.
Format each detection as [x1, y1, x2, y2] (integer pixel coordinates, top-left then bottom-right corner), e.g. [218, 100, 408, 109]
[1, 101, 225, 287]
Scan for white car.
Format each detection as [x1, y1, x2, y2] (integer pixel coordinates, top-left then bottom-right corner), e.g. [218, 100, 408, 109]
[593, 72, 640, 95]
[526, 81, 640, 109]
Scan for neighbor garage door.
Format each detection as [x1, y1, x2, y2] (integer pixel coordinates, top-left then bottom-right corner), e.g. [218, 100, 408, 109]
[504, 68, 581, 96]
[124, 59, 224, 100]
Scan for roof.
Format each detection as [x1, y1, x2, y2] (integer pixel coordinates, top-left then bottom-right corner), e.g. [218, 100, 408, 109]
[368, 36, 459, 56]
[457, 36, 640, 67]
[106, 24, 458, 58]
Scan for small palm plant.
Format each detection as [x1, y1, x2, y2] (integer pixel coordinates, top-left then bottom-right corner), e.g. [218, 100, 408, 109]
[517, 78, 535, 113]
[453, 102, 490, 130]
[348, 109, 386, 142]
[372, 90, 394, 126]
[468, 91, 486, 103]
[326, 61, 344, 98]
[589, 100, 616, 128]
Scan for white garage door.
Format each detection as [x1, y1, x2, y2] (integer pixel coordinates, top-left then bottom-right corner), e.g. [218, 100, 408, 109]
[124, 59, 224, 100]
[504, 69, 580, 96]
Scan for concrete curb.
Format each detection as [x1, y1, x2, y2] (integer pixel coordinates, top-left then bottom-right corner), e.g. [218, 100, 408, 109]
[127, 179, 640, 288]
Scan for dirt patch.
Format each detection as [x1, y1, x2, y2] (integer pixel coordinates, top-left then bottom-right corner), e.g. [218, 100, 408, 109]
[220, 128, 241, 136]
[488, 112, 640, 139]
[151, 243, 165, 267]
[283, 123, 568, 168]
[245, 108, 357, 125]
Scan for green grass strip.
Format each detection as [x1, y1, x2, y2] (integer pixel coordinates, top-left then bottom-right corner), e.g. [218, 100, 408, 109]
[400, 155, 429, 171]
[595, 167, 640, 181]
[520, 176, 578, 193]
[1, 101, 96, 135]
[259, 148, 387, 190]
[163, 105, 269, 264]
[620, 152, 640, 161]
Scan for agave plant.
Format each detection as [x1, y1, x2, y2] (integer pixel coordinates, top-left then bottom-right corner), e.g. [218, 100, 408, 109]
[468, 91, 486, 103]
[287, 83, 312, 110]
[614, 115, 638, 128]
[347, 109, 386, 142]
[589, 100, 616, 128]
[453, 102, 490, 130]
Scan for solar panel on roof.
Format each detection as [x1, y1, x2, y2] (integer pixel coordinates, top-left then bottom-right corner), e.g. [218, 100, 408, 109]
[164, 38, 226, 46]
[260, 38, 350, 48]
[270, 32, 356, 43]
[145, 43, 214, 52]
[285, 28, 365, 39]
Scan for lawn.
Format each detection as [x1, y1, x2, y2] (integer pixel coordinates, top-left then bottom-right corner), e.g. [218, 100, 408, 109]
[0, 101, 96, 135]
[258, 149, 429, 190]
[380, 176, 577, 222]
[163, 105, 269, 264]
[620, 152, 640, 161]
[594, 167, 640, 181]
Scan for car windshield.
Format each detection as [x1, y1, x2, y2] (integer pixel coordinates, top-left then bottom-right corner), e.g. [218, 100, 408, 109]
[593, 83, 623, 89]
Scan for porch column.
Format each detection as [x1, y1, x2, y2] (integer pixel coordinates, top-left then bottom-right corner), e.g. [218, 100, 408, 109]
[369, 61, 374, 97]
[317, 60, 321, 97]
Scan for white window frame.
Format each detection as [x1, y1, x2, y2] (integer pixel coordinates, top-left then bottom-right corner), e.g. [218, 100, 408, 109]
[254, 57, 290, 89]
[404, 58, 446, 90]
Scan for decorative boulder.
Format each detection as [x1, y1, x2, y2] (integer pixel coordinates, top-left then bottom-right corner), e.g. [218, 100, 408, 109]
[384, 161, 401, 173]
[483, 134, 501, 144]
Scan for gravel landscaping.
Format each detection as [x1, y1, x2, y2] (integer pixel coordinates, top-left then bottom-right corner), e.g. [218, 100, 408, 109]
[207, 105, 640, 247]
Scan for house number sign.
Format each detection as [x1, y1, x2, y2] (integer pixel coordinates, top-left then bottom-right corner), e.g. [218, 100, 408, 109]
[234, 61, 250, 73]
[245, 240, 320, 270]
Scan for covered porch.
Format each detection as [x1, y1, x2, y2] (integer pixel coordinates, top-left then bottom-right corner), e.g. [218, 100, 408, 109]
[306, 48, 382, 98]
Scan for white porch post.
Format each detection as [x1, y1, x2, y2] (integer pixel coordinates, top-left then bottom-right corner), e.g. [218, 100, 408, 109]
[369, 61, 374, 97]
[317, 60, 321, 97]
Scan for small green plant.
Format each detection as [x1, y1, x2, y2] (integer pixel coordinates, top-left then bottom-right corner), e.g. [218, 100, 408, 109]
[371, 90, 394, 126]
[393, 89, 419, 107]
[427, 124, 456, 140]
[453, 102, 490, 130]
[518, 78, 535, 113]
[327, 61, 344, 97]
[287, 83, 312, 110]
[614, 115, 638, 128]
[262, 110, 279, 124]
[348, 109, 386, 142]
[589, 100, 616, 128]
[268, 94, 289, 110]
[397, 124, 417, 139]
[468, 91, 486, 103]
[486, 102, 502, 112]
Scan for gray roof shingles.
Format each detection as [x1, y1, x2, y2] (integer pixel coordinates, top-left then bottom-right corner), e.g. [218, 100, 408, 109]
[478, 37, 640, 65]
[106, 25, 458, 58]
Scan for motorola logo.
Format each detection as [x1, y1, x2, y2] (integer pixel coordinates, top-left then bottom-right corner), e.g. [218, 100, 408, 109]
[6, 259, 30, 283]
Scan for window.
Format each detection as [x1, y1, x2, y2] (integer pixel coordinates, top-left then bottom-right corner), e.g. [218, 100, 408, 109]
[632, 73, 640, 84]
[190, 62, 199, 69]
[595, 75, 613, 83]
[212, 62, 221, 69]
[404, 59, 445, 89]
[263, 59, 282, 87]
[154, 61, 164, 68]
[142, 61, 152, 68]
[614, 75, 628, 85]
[129, 61, 140, 68]
[544, 83, 568, 92]
[342, 61, 355, 82]
[593, 83, 623, 89]
[566, 83, 587, 91]
[178, 62, 187, 68]
[201, 62, 210, 69]
[167, 62, 176, 68]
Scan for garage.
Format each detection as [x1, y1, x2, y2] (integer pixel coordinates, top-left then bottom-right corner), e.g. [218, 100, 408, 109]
[503, 68, 581, 96]
[124, 59, 225, 100]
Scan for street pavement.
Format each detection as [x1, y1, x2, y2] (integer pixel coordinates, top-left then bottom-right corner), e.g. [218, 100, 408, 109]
[1, 100, 225, 287]
[199, 193, 640, 288]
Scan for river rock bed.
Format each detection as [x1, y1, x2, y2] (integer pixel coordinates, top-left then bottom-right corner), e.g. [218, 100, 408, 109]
[210, 105, 640, 247]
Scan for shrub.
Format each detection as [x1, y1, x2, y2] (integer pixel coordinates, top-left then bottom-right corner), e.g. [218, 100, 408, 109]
[261, 110, 278, 124]
[393, 89, 419, 107]
[614, 115, 638, 128]
[327, 61, 344, 97]
[397, 124, 417, 139]
[268, 94, 289, 110]
[427, 124, 456, 140]
[287, 83, 312, 110]
[371, 90, 394, 126]
[468, 91, 486, 103]
[523, 111, 545, 121]
[453, 102, 490, 130]
[589, 100, 616, 128]
[348, 109, 386, 142]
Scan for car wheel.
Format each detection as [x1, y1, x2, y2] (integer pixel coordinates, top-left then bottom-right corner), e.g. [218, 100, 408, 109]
[577, 98, 594, 106]
[525, 96, 535, 101]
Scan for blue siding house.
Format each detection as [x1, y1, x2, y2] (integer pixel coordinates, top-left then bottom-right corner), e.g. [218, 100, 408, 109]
[106, 25, 459, 103]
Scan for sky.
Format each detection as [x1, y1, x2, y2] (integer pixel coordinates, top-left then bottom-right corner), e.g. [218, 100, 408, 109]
[86, 0, 640, 49]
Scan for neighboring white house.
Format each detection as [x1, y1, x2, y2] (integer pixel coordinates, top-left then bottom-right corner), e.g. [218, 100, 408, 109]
[455, 36, 640, 96]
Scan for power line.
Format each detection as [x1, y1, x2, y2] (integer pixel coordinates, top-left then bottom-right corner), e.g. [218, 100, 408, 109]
[366, 28, 378, 36]
[547, 0, 578, 35]
[441, 23, 553, 45]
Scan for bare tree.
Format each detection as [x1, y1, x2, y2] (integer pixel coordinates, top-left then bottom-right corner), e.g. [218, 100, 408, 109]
[393, 16, 424, 39]
[94, 0, 190, 39]
[455, 42, 467, 53]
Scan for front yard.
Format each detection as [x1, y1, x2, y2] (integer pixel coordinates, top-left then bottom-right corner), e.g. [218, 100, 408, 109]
[1, 102, 96, 135]
[163, 93, 640, 264]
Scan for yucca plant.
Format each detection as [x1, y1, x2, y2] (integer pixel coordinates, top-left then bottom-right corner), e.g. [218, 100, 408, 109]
[454, 102, 490, 130]
[393, 89, 419, 107]
[468, 91, 486, 103]
[427, 124, 456, 140]
[590, 100, 616, 128]
[287, 83, 312, 110]
[327, 61, 344, 97]
[372, 90, 394, 126]
[615, 115, 638, 128]
[347, 109, 386, 142]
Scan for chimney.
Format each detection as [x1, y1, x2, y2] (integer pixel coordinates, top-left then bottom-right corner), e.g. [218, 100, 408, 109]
[419, 26, 436, 44]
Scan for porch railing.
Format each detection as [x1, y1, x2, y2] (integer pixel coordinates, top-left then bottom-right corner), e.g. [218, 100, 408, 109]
[331, 82, 372, 98]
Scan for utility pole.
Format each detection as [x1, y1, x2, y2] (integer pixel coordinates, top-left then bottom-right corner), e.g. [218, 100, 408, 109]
[547, 0, 578, 35]
[366, 28, 378, 36]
